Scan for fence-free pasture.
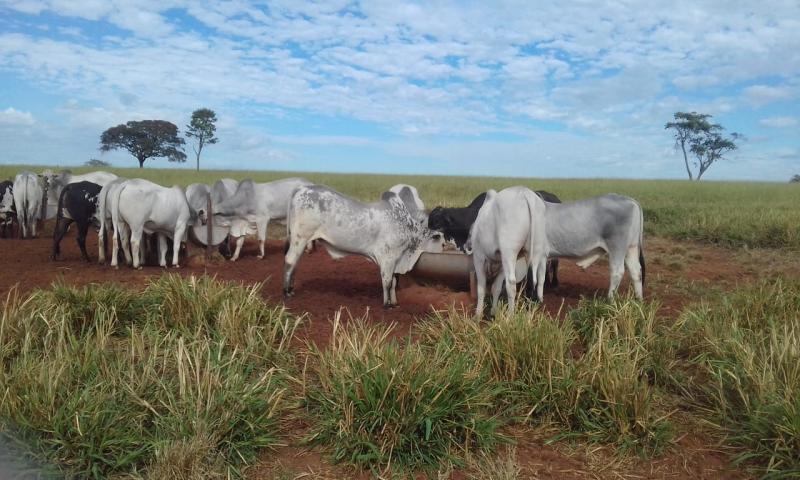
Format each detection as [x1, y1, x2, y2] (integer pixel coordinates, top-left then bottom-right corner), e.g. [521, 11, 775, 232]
[2, 164, 799, 249]
[1, 164, 799, 479]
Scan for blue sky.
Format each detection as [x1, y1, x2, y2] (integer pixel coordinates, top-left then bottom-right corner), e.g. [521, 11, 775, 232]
[0, 1, 798, 181]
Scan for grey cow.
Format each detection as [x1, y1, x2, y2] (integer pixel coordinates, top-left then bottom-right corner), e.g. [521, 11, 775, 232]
[283, 185, 444, 308]
[545, 194, 645, 299]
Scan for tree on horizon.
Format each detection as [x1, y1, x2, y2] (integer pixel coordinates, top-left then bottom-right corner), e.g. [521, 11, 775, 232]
[100, 120, 186, 168]
[665, 112, 742, 180]
[185, 108, 219, 171]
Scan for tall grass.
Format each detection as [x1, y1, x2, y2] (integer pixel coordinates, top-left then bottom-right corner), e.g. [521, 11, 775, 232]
[670, 280, 800, 477]
[0, 275, 301, 479]
[302, 313, 505, 473]
[417, 300, 674, 457]
[3, 164, 799, 249]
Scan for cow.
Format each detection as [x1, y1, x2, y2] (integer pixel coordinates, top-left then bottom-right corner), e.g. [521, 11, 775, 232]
[283, 185, 445, 308]
[466, 186, 547, 316]
[41, 170, 118, 219]
[389, 184, 427, 224]
[429, 190, 562, 289]
[0, 180, 15, 238]
[543, 194, 645, 299]
[204, 177, 313, 260]
[111, 179, 194, 269]
[12, 171, 43, 239]
[97, 178, 130, 264]
[51, 181, 102, 262]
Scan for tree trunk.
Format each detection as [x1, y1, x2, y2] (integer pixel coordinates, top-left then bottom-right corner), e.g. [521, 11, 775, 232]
[138, 156, 145, 168]
[680, 141, 693, 180]
[196, 152, 200, 171]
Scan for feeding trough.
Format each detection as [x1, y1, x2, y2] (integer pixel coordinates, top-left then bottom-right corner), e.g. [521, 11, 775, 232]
[410, 250, 477, 299]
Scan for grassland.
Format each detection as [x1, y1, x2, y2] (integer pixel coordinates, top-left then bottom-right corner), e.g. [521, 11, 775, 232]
[2, 164, 799, 249]
[1, 164, 799, 478]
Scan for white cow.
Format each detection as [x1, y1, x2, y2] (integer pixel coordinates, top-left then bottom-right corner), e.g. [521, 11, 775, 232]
[0, 180, 14, 235]
[42, 170, 117, 219]
[467, 186, 548, 316]
[206, 177, 313, 260]
[12, 171, 44, 239]
[389, 184, 427, 224]
[111, 179, 193, 269]
[544, 194, 645, 299]
[283, 185, 445, 308]
[97, 178, 131, 264]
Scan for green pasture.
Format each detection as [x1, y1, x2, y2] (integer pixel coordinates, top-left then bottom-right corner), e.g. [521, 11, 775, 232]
[2, 164, 798, 249]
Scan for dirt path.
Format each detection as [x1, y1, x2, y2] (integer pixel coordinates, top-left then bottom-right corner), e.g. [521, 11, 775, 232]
[2, 230, 795, 479]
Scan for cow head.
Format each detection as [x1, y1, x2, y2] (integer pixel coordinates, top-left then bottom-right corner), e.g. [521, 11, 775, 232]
[421, 229, 445, 253]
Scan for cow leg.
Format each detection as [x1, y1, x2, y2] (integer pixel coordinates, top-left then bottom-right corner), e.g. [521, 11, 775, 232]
[489, 272, 505, 316]
[607, 250, 625, 299]
[51, 217, 71, 260]
[130, 229, 143, 270]
[535, 257, 547, 303]
[158, 233, 168, 267]
[473, 253, 488, 317]
[380, 264, 396, 309]
[501, 252, 519, 314]
[624, 246, 643, 300]
[389, 274, 399, 306]
[98, 223, 106, 263]
[77, 221, 91, 262]
[30, 213, 37, 238]
[283, 237, 310, 297]
[549, 259, 559, 288]
[256, 217, 269, 259]
[171, 227, 185, 267]
[230, 236, 245, 261]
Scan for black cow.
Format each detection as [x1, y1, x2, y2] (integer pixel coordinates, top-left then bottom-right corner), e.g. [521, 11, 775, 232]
[428, 190, 562, 290]
[51, 181, 102, 262]
[0, 180, 16, 238]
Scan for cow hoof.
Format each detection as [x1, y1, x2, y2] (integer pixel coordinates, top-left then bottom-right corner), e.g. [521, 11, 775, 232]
[136, 266, 143, 270]
[257, 255, 264, 259]
[283, 288, 294, 299]
[383, 303, 398, 310]
[172, 265, 181, 269]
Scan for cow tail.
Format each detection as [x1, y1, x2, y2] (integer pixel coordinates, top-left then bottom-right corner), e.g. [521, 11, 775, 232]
[638, 202, 645, 288]
[21, 176, 29, 236]
[524, 191, 539, 285]
[54, 185, 67, 240]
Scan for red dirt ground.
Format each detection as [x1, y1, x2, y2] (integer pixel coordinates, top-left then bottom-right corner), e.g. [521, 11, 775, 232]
[1, 229, 788, 479]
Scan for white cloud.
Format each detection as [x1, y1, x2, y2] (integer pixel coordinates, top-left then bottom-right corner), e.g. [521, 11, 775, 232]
[743, 85, 796, 107]
[760, 116, 798, 128]
[0, 107, 35, 125]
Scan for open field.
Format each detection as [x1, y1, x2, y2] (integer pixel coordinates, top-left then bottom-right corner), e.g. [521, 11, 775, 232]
[1, 166, 799, 479]
[3, 164, 800, 249]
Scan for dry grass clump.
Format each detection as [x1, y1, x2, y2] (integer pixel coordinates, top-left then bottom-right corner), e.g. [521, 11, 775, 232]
[0, 275, 301, 479]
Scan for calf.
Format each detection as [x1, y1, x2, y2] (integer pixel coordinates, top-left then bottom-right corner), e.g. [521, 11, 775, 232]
[51, 181, 102, 262]
[284, 185, 444, 308]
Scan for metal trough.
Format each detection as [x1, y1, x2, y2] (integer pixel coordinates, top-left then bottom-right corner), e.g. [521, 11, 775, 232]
[410, 251, 477, 298]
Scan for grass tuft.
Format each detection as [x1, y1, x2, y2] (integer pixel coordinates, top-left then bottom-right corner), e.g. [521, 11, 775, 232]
[303, 312, 505, 473]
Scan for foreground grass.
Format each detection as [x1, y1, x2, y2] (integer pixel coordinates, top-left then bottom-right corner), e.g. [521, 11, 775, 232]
[2, 164, 799, 249]
[0, 275, 301, 479]
[1, 274, 798, 477]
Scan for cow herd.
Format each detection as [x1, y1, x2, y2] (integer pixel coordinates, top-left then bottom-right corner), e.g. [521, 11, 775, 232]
[0, 169, 645, 315]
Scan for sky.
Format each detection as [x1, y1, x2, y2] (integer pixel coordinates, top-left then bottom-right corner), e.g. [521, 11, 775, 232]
[0, 1, 798, 181]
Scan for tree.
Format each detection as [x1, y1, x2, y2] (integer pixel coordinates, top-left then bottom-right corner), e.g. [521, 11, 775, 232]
[84, 158, 110, 167]
[100, 120, 186, 168]
[791, 174, 800, 183]
[665, 112, 741, 181]
[185, 108, 219, 171]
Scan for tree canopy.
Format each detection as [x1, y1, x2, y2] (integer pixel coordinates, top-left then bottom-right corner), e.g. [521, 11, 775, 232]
[100, 120, 186, 168]
[185, 108, 219, 171]
[791, 174, 800, 183]
[665, 112, 741, 181]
